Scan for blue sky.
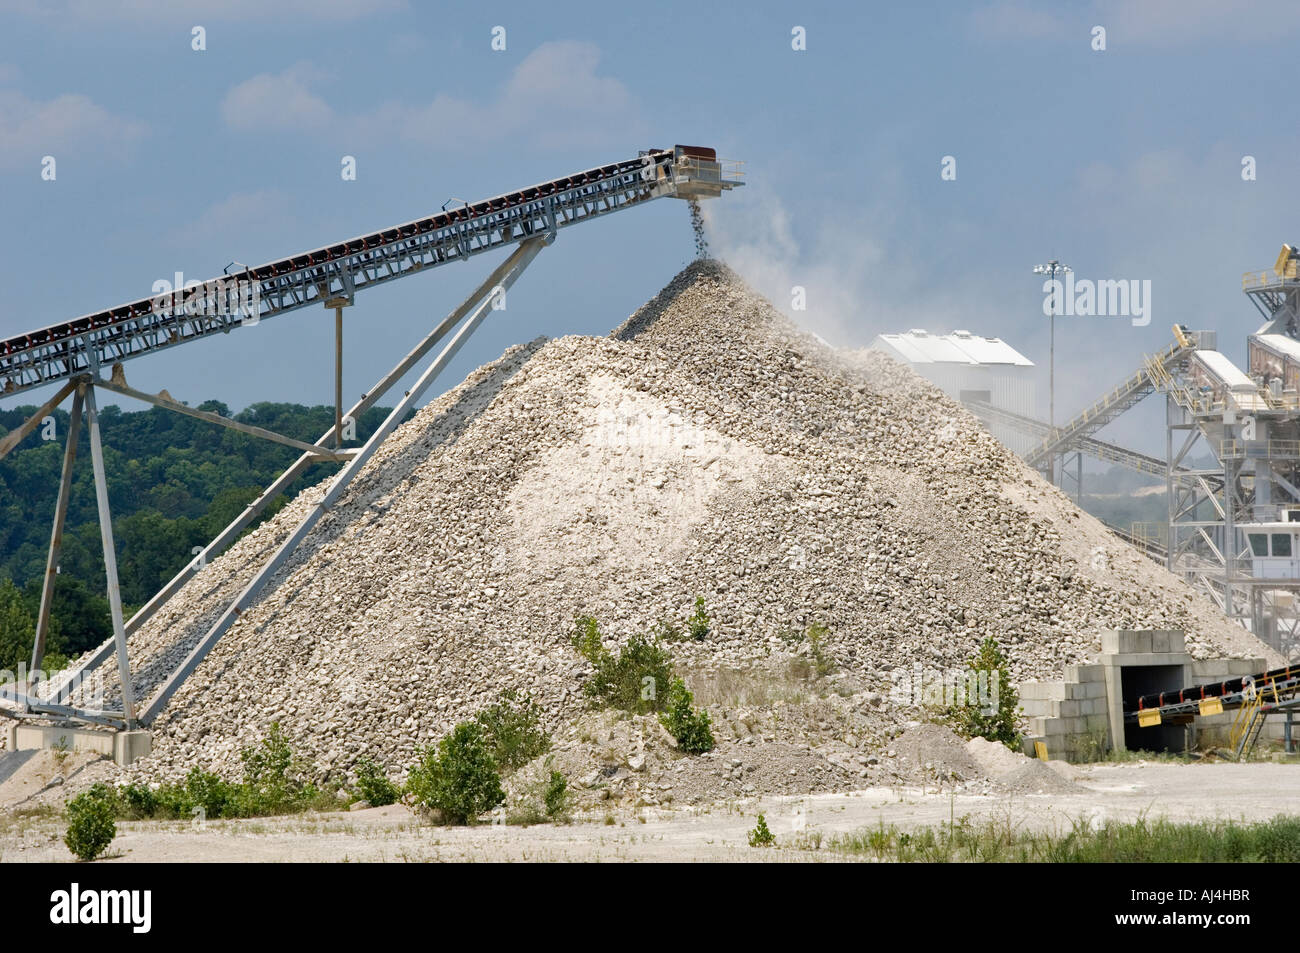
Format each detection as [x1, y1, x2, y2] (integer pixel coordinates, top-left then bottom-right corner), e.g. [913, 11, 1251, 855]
[1, 0, 1297, 453]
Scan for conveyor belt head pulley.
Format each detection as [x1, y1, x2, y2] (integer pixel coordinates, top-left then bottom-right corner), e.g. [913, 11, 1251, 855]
[667, 145, 744, 200]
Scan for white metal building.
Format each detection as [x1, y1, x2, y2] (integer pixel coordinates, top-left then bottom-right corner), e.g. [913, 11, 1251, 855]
[870, 328, 1038, 454]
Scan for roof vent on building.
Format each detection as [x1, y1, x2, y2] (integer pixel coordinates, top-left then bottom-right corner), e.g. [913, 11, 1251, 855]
[953, 329, 972, 338]
[907, 328, 928, 336]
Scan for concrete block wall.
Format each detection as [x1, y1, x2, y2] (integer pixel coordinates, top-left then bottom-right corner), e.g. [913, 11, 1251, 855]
[4, 722, 151, 766]
[1099, 628, 1188, 663]
[1020, 662, 1111, 762]
[1099, 630, 1191, 754]
[1019, 630, 1289, 761]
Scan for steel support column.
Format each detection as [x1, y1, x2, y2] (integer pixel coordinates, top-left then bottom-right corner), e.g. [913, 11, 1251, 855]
[94, 376, 348, 458]
[28, 382, 85, 681]
[335, 306, 344, 449]
[83, 384, 137, 727]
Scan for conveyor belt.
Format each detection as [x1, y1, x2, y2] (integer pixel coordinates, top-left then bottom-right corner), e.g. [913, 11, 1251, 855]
[1023, 332, 1197, 469]
[0, 147, 738, 399]
[1127, 663, 1300, 721]
[1104, 522, 1167, 562]
[964, 399, 1178, 478]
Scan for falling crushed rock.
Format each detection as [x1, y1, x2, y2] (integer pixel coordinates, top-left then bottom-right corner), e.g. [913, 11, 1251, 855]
[687, 199, 708, 258]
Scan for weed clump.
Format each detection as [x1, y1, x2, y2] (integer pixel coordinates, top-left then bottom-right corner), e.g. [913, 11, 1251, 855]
[660, 677, 715, 753]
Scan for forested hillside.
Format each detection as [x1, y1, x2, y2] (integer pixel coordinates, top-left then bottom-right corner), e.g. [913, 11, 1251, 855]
[0, 399, 396, 671]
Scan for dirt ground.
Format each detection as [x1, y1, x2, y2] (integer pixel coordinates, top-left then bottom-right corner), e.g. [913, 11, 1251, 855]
[3, 760, 1297, 862]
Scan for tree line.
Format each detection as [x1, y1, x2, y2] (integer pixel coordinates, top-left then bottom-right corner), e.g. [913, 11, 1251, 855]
[0, 399, 395, 671]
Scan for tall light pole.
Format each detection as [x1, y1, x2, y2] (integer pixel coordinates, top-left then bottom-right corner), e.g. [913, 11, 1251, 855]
[1033, 259, 1071, 483]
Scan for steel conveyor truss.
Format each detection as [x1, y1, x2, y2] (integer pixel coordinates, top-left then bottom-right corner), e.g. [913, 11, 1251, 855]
[0, 145, 742, 730]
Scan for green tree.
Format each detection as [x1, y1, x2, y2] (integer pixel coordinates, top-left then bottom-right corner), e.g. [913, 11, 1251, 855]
[406, 722, 505, 825]
[659, 677, 715, 753]
[946, 637, 1022, 749]
[22, 575, 111, 659]
[0, 399, 399, 653]
[0, 577, 34, 672]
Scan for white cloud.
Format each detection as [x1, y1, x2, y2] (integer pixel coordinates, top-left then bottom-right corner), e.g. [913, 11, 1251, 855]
[173, 189, 293, 247]
[222, 42, 643, 151]
[221, 63, 334, 131]
[0, 89, 146, 169]
[0, 0, 404, 23]
[1093, 0, 1300, 46]
[969, 1, 1068, 41]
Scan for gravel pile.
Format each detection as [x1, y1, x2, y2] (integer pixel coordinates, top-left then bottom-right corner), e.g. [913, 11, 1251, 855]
[51, 259, 1271, 794]
[964, 735, 1087, 795]
[993, 760, 1087, 796]
[892, 723, 984, 782]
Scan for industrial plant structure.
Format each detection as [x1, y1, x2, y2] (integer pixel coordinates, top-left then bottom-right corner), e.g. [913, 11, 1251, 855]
[919, 245, 1300, 657]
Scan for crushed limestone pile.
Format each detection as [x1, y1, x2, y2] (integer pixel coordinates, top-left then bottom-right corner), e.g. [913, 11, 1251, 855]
[58, 260, 1271, 790]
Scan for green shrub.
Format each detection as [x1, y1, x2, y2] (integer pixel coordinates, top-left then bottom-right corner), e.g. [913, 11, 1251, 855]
[183, 767, 234, 819]
[585, 632, 675, 714]
[117, 782, 157, 820]
[570, 614, 604, 663]
[543, 770, 568, 819]
[945, 637, 1022, 749]
[748, 813, 775, 848]
[64, 784, 117, 861]
[152, 782, 191, 819]
[406, 722, 505, 825]
[353, 758, 400, 807]
[806, 622, 835, 677]
[659, 677, 715, 753]
[107, 725, 321, 822]
[239, 722, 303, 811]
[688, 596, 710, 642]
[474, 689, 551, 772]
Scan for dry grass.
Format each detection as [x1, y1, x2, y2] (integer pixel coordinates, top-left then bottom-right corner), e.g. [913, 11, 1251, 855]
[684, 663, 815, 708]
